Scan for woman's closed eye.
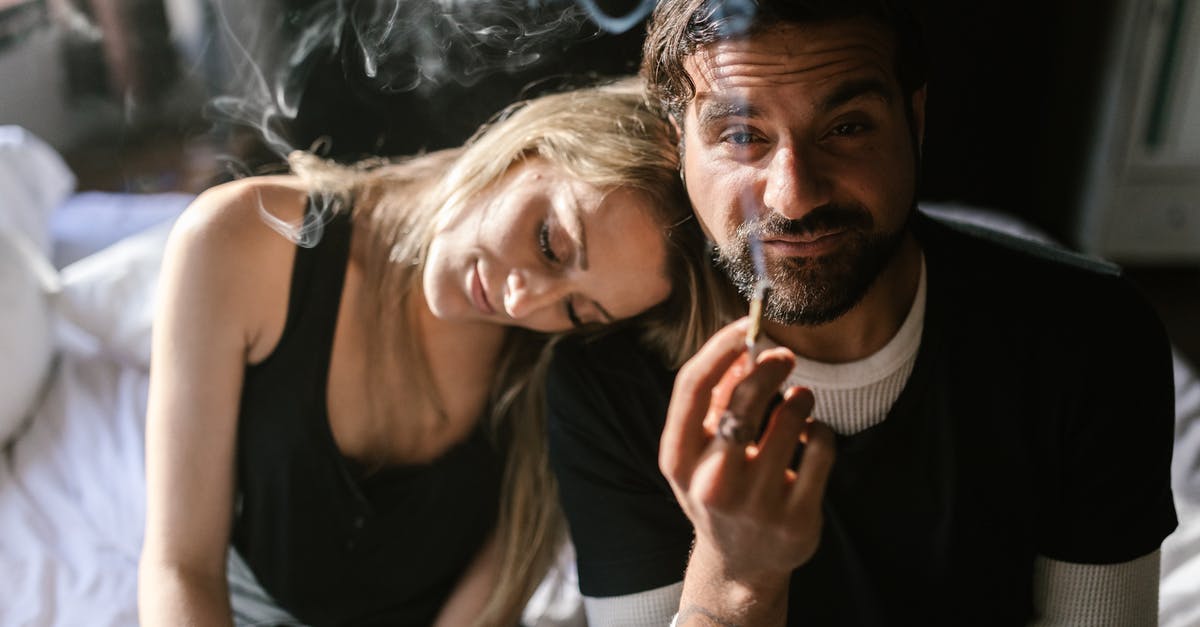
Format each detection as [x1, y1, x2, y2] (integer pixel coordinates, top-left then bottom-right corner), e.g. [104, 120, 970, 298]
[538, 221, 585, 328]
[565, 299, 583, 328]
[538, 221, 561, 264]
[564, 296, 613, 330]
[538, 219, 575, 268]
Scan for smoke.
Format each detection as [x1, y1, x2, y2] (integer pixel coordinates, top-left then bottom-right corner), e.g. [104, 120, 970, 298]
[205, 0, 607, 157]
[206, 0, 674, 150]
[200, 0, 662, 246]
[206, 1, 343, 159]
[574, 0, 657, 34]
[346, 0, 593, 94]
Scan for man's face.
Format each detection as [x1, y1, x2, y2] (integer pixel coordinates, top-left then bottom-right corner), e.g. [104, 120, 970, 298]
[679, 20, 925, 325]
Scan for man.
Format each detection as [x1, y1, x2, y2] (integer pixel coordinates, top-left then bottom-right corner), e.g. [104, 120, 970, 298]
[546, 0, 1178, 625]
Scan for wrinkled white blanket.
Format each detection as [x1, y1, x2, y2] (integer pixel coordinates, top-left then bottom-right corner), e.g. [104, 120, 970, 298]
[0, 348, 148, 627]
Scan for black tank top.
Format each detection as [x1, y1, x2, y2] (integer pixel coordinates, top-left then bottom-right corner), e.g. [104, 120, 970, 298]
[231, 209, 503, 626]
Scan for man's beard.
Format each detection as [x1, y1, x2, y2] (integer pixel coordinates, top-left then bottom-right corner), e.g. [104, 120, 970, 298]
[715, 204, 908, 326]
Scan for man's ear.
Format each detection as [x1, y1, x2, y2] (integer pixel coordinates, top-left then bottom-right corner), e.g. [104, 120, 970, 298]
[911, 84, 927, 154]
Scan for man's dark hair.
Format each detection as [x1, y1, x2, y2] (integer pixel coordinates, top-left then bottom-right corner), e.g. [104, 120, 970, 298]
[641, 0, 927, 121]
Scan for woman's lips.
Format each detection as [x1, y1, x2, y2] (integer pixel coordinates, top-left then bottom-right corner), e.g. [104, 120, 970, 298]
[470, 261, 495, 315]
[762, 228, 849, 256]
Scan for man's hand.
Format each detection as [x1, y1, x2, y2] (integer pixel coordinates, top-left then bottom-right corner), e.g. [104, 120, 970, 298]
[660, 319, 836, 625]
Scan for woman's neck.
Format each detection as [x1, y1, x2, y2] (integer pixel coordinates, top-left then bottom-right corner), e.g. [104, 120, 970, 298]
[406, 287, 509, 436]
[341, 227, 509, 465]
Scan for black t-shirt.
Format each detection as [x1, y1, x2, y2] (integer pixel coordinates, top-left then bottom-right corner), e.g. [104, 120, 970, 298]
[233, 210, 503, 626]
[546, 212, 1178, 626]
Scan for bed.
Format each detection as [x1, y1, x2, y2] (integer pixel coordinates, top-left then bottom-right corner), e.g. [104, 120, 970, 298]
[1, 127, 1197, 626]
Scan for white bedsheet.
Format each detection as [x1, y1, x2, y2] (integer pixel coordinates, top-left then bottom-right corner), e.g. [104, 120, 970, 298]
[0, 348, 148, 627]
[1163, 352, 1200, 627]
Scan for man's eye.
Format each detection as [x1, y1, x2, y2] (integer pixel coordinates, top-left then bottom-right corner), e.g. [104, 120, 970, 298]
[830, 122, 869, 137]
[538, 221, 561, 264]
[721, 131, 759, 145]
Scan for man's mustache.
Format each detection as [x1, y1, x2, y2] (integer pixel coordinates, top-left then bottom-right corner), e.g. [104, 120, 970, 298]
[742, 204, 874, 240]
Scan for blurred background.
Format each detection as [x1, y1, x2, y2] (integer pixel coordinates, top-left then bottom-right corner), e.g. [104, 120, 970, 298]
[1, 0, 1198, 364]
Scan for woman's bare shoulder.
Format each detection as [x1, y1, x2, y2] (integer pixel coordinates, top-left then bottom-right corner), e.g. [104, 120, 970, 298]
[175, 175, 308, 238]
[162, 176, 313, 356]
[166, 177, 314, 270]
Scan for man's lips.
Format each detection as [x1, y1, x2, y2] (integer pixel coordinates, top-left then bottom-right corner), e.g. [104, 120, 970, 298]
[761, 228, 849, 256]
[470, 261, 495, 315]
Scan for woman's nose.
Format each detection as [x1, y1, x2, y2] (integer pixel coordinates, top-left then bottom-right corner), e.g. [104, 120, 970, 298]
[503, 270, 567, 319]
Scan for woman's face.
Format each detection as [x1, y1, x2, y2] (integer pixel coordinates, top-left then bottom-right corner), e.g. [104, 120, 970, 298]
[423, 158, 673, 333]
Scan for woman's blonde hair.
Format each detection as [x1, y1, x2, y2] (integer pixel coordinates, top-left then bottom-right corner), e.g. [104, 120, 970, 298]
[289, 78, 736, 626]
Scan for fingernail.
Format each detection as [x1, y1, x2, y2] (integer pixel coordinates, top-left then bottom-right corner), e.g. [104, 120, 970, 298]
[783, 386, 814, 401]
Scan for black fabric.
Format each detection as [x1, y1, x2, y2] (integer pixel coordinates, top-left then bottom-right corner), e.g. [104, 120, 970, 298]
[231, 209, 503, 626]
[546, 211, 1178, 625]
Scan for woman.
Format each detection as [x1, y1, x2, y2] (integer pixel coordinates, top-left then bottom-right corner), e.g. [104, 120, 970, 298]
[138, 80, 727, 626]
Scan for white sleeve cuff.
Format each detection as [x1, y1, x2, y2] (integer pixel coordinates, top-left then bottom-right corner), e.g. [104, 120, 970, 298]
[582, 581, 684, 627]
[1029, 550, 1160, 626]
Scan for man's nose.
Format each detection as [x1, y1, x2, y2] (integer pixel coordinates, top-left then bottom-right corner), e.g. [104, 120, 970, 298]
[762, 144, 831, 219]
[504, 269, 567, 319]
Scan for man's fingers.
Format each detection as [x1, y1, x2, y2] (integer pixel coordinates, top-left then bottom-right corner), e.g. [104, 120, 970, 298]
[790, 418, 837, 507]
[728, 348, 795, 418]
[709, 351, 750, 415]
[661, 319, 752, 483]
[717, 348, 795, 450]
[672, 318, 753, 403]
[686, 438, 751, 512]
[751, 387, 814, 480]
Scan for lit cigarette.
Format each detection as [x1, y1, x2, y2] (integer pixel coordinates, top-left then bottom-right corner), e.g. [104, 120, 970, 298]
[745, 280, 768, 360]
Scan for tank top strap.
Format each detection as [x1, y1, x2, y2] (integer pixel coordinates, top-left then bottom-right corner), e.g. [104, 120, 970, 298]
[277, 205, 353, 365]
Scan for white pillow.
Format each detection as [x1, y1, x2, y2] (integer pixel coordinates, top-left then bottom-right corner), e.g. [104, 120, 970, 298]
[0, 226, 58, 445]
[0, 126, 73, 444]
[0, 126, 76, 255]
[54, 218, 176, 371]
[50, 191, 193, 268]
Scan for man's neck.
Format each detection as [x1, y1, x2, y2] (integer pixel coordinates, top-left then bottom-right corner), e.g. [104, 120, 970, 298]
[763, 232, 923, 364]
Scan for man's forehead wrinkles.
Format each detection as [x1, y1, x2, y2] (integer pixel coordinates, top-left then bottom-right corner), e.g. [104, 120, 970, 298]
[692, 44, 891, 87]
[708, 41, 889, 65]
[708, 58, 852, 83]
[694, 61, 892, 97]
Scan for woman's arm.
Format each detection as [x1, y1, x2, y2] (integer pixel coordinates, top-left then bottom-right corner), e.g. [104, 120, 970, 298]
[432, 530, 504, 627]
[138, 181, 299, 625]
